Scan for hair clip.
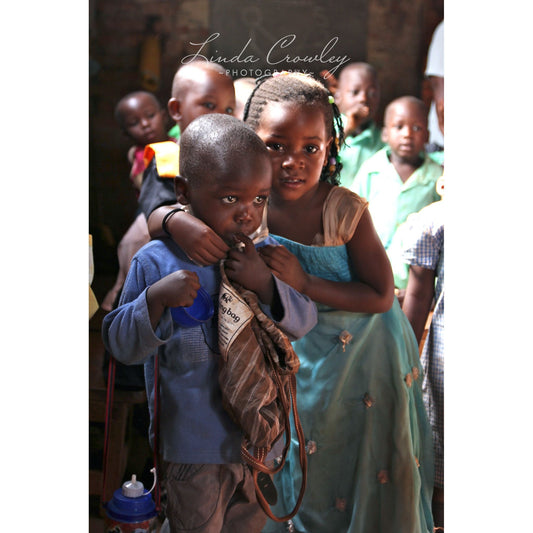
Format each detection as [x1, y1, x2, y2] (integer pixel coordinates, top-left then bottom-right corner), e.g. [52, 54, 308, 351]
[328, 95, 335, 104]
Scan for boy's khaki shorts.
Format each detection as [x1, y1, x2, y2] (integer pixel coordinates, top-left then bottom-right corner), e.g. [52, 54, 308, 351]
[162, 462, 267, 533]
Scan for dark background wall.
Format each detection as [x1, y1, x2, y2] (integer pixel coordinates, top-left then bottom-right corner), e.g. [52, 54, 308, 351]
[89, 0, 443, 291]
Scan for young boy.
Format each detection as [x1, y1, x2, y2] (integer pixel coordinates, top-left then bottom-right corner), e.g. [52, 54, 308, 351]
[115, 90, 173, 194]
[334, 62, 385, 188]
[350, 95, 443, 295]
[101, 90, 172, 312]
[102, 114, 318, 533]
[137, 59, 236, 221]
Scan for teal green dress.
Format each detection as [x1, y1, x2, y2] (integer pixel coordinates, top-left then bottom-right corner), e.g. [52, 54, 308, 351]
[263, 191, 434, 533]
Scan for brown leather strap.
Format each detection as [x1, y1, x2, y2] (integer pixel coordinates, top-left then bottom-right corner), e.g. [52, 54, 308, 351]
[245, 373, 307, 522]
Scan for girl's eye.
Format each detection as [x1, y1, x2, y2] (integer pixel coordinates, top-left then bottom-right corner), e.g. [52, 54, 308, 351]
[305, 145, 319, 154]
[222, 196, 237, 204]
[253, 196, 268, 205]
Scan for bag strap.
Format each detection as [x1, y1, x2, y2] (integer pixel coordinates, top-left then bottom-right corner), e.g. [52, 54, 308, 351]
[242, 372, 307, 522]
[101, 355, 116, 503]
[240, 360, 292, 475]
[153, 353, 162, 511]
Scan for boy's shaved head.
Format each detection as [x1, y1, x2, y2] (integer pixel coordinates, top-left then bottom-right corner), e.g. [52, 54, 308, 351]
[337, 62, 378, 86]
[176, 113, 271, 244]
[171, 60, 230, 99]
[167, 59, 236, 132]
[384, 95, 428, 125]
[179, 114, 269, 188]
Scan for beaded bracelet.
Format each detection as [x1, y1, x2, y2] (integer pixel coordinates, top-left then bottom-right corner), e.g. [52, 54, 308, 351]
[162, 207, 185, 237]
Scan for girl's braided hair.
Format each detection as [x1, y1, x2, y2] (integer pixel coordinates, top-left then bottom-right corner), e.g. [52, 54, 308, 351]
[243, 72, 345, 185]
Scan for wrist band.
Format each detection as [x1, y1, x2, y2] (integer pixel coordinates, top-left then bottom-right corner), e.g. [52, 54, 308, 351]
[162, 207, 185, 237]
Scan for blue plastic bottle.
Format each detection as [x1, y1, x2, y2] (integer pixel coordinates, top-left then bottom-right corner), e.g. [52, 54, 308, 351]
[104, 474, 157, 532]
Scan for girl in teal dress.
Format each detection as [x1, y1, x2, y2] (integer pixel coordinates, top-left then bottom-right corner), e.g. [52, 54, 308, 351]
[148, 72, 435, 533]
[248, 73, 434, 533]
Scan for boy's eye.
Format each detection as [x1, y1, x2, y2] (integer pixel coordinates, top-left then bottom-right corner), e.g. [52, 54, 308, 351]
[253, 196, 268, 205]
[203, 102, 216, 110]
[225, 107, 234, 115]
[413, 125, 422, 132]
[222, 196, 237, 204]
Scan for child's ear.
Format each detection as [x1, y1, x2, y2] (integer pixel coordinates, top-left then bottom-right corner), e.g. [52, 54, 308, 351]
[174, 175, 190, 205]
[168, 98, 182, 123]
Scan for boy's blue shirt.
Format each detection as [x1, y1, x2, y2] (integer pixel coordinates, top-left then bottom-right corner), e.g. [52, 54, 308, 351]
[102, 236, 317, 464]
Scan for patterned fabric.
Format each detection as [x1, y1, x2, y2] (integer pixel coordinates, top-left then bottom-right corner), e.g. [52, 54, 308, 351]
[402, 200, 444, 488]
[262, 187, 434, 533]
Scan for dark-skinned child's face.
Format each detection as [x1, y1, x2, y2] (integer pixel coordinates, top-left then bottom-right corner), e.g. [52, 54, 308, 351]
[254, 102, 332, 203]
[335, 67, 380, 124]
[119, 93, 167, 146]
[382, 101, 429, 165]
[168, 70, 236, 133]
[176, 154, 271, 246]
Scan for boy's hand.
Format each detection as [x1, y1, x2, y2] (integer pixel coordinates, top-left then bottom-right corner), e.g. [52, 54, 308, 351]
[344, 105, 370, 136]
[224, 233, 274, 304]
[146, 270, 200, 329]
[259, 244, 310, 295]
[171, 212, 229, 266]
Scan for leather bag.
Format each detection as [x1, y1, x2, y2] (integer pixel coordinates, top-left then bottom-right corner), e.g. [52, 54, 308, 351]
[218, 263, 307, 522]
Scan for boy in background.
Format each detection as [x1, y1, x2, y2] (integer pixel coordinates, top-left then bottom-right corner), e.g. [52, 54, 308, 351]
[334, 62, 385, 188]
[138, 59, 236, 220]
[102, 90, 172, 312]
[351, 95, 443, 297]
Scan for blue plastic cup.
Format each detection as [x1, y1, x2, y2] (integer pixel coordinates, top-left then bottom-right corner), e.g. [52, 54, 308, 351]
[170, 287, 214, 327]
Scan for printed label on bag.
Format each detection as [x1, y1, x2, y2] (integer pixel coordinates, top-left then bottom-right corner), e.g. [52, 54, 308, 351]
[219, 280, 253, 357]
